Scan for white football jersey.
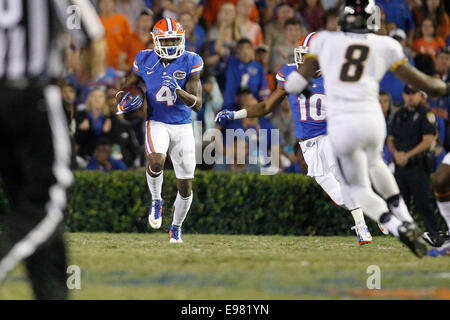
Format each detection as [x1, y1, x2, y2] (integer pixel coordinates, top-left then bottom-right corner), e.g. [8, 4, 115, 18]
[308, 31, 407, 117]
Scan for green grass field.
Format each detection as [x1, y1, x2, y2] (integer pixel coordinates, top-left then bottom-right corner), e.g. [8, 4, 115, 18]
[1, 233, 449, 300]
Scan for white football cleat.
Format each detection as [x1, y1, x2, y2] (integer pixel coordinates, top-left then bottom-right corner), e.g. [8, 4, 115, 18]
[378, 223, 389, 235]
[148, 199, 163, 229]
[351, 222, 373, 245]
[169, 224, 183, 243]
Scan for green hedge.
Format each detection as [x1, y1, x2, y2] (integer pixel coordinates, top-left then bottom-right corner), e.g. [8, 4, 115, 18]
[1, 170, 442, 235]
[67, 169, 359, 235]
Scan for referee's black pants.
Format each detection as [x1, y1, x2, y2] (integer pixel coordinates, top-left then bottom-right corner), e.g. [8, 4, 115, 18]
[0, 84, 72, 299]
[394, 165, 438, 232]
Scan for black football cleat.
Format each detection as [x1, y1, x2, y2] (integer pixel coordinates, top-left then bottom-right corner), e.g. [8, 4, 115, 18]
[422, 231, 450, 247]
[398, 222, 428, 258]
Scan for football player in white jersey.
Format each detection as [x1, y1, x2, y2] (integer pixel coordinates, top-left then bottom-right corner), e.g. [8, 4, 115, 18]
[285, 0, 449, 257]
[216, 32, 379, 245]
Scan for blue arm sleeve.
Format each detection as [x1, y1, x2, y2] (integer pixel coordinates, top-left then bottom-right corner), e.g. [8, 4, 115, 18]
[190, 53, 204, 75]
[133, 51, 144, 78]
[275, 65, 287, 86]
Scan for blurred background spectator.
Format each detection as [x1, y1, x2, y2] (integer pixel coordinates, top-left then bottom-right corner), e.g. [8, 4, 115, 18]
[115, 0, 147, 30]
[65, 38, 120, 104]
[321, 8, 338, 31]
[106, 87, 142, 167]
[99, 0, 133, 69]
[223, 38, 270, 109]
[118, 9, 154, 71]
[255, 44, 276, 91]
[376, 0, 416, 46]
[412, 0, 449, 40]
[269, 18, 305, 73]
[264, 3, 296, 50]
[412, 17, 445, 59]
[86, 138, 128, 171]
[179, 11, 206, 53]
[236, 0, 264, 46]
[76, 88, 112, 159]
[299, 0, 325, 32]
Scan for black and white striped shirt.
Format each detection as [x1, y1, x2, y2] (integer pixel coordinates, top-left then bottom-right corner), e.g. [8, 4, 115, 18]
[0, 0, 104, 81]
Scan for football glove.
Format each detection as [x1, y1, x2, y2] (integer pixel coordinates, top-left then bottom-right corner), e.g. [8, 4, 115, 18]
[214, 109, 235, 125]
[162, 75, 180, 92]
[116, 92, 144, 115]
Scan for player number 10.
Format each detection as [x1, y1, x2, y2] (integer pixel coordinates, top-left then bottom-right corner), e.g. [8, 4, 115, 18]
[298, 94, 326, 122]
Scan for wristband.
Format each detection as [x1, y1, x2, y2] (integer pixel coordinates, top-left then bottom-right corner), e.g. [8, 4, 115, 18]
[234, 109, 248, 119]
[115, 90, 125, 99]
[187, 96, 198, 109]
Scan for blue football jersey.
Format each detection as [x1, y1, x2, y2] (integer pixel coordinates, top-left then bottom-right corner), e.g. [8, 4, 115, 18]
[133, 50, 204, 124]
[276, 64, 327, 140]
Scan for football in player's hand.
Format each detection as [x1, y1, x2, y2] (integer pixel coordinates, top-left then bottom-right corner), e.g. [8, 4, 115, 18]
[116, 85, 146, 105]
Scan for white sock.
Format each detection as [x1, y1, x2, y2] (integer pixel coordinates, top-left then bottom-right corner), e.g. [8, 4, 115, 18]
[437, 201, 450, 231]
[172, 192, 193, 227]
[146, 169, 163, 200]
[389, 196, 414, 223]
[380, 213, 402, 237]
[350, 208, 365, 225]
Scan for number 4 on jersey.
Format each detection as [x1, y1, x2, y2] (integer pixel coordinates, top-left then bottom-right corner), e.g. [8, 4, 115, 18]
[156, 86, 177, 106]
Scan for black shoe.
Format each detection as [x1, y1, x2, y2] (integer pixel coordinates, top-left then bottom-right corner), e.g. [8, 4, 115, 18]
[422, 231, 450, 247]
[398, 222, 428, 258]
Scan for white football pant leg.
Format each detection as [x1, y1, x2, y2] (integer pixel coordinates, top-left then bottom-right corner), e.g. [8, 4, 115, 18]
[330, 164, 359, 211]
[368, 150, 400, 199]
[168, 123, 196, 180]
[315, 173, 345, 207]
[328, 112, 390, 223]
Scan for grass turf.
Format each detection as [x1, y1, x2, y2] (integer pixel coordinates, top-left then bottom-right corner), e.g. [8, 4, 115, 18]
[1, 232, 449, 299]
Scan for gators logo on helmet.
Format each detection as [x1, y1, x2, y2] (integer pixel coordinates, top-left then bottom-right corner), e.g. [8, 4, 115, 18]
[151, 18, 185, 59]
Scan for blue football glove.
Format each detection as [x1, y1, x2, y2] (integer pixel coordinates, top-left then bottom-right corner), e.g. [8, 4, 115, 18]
[214, 109, 235, 125]
[116, 92, 144, 115]
[161, 75, 180, 92]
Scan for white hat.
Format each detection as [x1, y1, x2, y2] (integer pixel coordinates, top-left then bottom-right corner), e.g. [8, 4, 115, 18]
[389, 28, 406, 41]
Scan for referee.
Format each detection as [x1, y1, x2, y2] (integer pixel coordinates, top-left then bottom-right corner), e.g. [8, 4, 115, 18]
[0, 0, 104, 299]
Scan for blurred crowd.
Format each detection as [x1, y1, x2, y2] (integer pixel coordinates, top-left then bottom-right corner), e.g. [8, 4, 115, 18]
[60, 0, 449, 174]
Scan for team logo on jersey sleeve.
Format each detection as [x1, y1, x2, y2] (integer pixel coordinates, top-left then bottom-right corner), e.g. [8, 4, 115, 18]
[427, 112, 436, 124]
[173, 71, 187, 80]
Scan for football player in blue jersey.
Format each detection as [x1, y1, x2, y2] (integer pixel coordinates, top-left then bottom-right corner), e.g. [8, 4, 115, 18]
[117, 18, 204, 243]
[216, 32, 385, 245]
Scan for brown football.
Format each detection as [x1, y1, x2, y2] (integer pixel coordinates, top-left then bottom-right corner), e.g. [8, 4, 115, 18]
[116, 85, 146, 104]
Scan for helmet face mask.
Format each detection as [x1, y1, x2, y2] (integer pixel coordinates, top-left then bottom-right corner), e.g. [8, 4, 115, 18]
[294, 46, 309, 68]
[151, 18, 185, 59]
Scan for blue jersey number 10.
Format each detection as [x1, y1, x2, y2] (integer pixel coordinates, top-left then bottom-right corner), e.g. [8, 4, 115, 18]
[297, 94, 326, 122]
